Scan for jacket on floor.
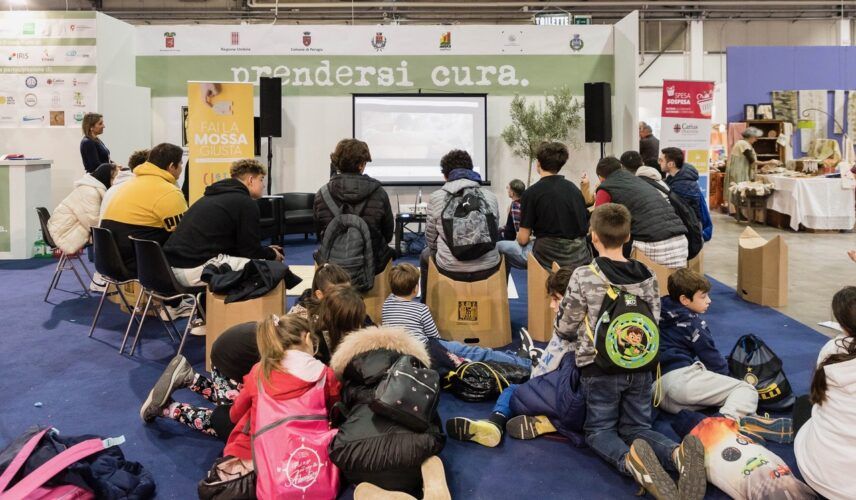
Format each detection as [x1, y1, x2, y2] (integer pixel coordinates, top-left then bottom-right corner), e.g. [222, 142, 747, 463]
[510, 352, 586, 446]
[163, 178, 276, 268]
[795, 337, 856, 499]
[328, 327, 445, 496]
[100, 162, 188, 272]
[658, 296, 728, 376]
[425, 178, 501, 274]
[224, 353, 341, 461]
[47, 174, 106, 254]
[596, 168, 686, 243]
[664, 164, 713, 241]
[313, 173, 395, 273]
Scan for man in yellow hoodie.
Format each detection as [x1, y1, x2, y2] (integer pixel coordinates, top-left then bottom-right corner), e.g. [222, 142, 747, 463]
[101, 143, 188, 273]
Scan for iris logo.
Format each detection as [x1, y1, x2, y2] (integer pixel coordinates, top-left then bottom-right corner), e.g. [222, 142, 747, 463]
[8, 52, 28, 61]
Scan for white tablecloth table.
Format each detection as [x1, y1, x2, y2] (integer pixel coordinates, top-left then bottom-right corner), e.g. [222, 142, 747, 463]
[757, 174, 855, 231]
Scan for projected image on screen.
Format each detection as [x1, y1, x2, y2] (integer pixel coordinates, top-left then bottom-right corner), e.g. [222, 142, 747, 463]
[353, 95, 487, 184]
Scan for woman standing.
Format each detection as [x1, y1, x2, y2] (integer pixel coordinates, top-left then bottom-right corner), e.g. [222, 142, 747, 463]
[80, 113, 111, 173]
[724, 127, 775, 214]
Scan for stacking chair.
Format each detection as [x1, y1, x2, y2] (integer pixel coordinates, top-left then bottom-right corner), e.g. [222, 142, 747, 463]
[88, 227, 142, 345]
[123, 237, 206, 357]
[36, 207, 92, 302]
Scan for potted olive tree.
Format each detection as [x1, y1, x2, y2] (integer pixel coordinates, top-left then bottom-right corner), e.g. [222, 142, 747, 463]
[501, 86, 584, 186]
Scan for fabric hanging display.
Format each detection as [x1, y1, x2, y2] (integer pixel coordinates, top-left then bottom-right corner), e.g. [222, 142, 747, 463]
[847, 91, 856, 137]
[834, 90, 845, 134]
[772, 90, 798, 126]
[798, 90, 827, 154]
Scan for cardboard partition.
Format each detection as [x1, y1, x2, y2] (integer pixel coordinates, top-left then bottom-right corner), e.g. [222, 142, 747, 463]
[362, 261, 392, 326]
[737, 227, 788, 307]
[426, 258, 511, 348]
[526, 253, 560, 343]
[631, 248, 679, 298]
[205, 281, 285, 371]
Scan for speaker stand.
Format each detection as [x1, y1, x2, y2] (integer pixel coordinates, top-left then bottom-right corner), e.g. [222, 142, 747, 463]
[266, 135, 273, 195]
[600, 142, 606, 159]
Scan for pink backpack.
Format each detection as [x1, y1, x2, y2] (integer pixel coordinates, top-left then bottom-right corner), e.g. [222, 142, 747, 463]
[0, 428, 123, 500]
[252, 369, 340, 499]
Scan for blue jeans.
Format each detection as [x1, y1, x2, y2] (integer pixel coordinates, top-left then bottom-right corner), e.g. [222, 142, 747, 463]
[493, 384, 519, 417]
[496, 240, 533, 270]
[438, 339, 531, 369]
[581, 371, 677, 476]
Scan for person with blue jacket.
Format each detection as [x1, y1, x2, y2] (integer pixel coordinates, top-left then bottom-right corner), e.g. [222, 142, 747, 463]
[659, 147, 713, 242]
[659, 269, 791, 441]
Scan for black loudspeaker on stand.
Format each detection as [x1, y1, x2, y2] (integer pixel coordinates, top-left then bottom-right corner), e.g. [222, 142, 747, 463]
[584, 82, 612, 159]
[259, 77, 282, 194]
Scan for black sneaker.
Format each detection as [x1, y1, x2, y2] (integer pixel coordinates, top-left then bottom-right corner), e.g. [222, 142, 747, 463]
[673, 435, 707, 500]
[625, 439, 679, 500]
[506, 415, 557, 440]
[445, 417, 502, 448]
[140, 355, 196, 423]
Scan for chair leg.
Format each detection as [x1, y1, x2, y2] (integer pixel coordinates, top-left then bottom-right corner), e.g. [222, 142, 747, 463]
[129, 292, 154, 356]
[77, 254, 93, 282]
[115, 286, 142, 331]
[44, 254, 65, 302]
[119, 290, 144, 354]
[176, 298, 199, 357]
[67, 256, 91, 298]
[87, 284, 110, 337]
[155, 303, 179, 343]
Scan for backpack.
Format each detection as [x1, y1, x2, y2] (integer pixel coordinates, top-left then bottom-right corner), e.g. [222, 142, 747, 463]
[371, 355, 440, 432]
[643, 178, 704, 259]
[728, 334, 796, 411]
[316, 185, 375, 291]
[440, 187, 499, 261]
[0, 427, 149, 500]
[585, 264, 660, 374]
[252, 369, 339, 500]
[443, 361, 530, 402]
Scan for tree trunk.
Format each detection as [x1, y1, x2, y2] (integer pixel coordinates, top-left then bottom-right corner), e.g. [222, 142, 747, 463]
[526, 158, 534, 187]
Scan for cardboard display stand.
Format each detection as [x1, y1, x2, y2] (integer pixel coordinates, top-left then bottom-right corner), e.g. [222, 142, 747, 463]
[205, 281, 285, 370]
[426, 258, 511, 348]
[631, 249, 680, 298]
[362, 261, 392, 326]
[526, 253, 560, 343]
[737, 227, 788, 307]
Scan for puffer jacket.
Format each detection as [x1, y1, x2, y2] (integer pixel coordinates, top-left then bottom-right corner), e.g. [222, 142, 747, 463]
[314, 173, 395, 273]
[329, 327, 445, 496]
[597, 168, 686, 243]
[425, 178, 500, 274]
[47, 174, 106, 254]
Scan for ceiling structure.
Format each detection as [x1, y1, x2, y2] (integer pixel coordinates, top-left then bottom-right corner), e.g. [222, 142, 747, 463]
[14, 0, 856, 25]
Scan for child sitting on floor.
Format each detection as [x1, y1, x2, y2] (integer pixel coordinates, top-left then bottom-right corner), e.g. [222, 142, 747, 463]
[288, 262, 351, 319]
[555, 203, 706, 500]
[659, 269, 792, 442]
[446, 268, 587, 448]
[381, 263, 534, 373]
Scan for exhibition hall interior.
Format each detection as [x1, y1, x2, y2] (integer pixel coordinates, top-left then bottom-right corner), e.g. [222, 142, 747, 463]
[1, 1, 855, 499]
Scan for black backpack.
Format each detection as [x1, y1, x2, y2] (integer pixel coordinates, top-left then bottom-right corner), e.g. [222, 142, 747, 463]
[315, 185, 375, 292]
[728, 334, 796, 411]
[440, 187, 499, 261]
[586, 264, 660, 374]
[643, 178, 703, 259]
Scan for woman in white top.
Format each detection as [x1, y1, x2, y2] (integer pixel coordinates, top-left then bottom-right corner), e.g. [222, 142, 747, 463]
[794, 286, 856, 499]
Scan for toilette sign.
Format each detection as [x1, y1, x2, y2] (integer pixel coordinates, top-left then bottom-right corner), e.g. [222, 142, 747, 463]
[661, 79, 715, 199]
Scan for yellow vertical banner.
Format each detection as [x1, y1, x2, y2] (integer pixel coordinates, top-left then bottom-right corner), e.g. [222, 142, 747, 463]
[186, 82, 254, 204]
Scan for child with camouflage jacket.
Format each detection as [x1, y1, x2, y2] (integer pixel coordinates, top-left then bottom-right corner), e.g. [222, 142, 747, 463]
[550, 203, 707, 500]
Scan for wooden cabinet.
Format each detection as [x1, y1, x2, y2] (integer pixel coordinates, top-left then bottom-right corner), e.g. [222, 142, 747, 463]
[746, 120, 786, 163]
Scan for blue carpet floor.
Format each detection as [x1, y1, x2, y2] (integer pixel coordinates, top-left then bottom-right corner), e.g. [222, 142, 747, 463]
[0, 236, 830, 499]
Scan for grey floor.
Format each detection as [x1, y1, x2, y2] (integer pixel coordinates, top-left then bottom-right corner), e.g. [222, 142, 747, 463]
[704, 212, 854, 337]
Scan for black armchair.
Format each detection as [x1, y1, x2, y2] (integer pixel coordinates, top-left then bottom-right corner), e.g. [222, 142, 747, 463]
[258, 195, 284, 246]
[277, 192, 316, 239]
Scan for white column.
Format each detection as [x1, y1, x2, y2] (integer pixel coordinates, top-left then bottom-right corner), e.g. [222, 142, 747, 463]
[838, 18, 851, 46]
[689, 20, 704, 80]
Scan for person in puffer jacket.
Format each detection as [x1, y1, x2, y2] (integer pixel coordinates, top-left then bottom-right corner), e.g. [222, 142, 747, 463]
[328, 326, 446, 497]
[47, 162, 117, 254]
[660, 147, 713, 241]
[314, 139, 395, 274]
[445, 268, 586, 449]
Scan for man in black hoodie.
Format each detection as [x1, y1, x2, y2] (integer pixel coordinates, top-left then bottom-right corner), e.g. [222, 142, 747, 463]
[164, 159, 283, 288]
[314, 138, 395, 273]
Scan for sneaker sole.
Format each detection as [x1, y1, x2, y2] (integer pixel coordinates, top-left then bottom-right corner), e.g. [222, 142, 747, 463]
[140, 356, 190, 422]
[445, 418, 501, 448]
[506, 415, 556, 440]
[627, 440, 679, 500]
[740, 417, 794, 444]
[677, 435, 707, 500]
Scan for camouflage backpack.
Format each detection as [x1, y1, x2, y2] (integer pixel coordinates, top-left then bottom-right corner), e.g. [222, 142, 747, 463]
[585, 264, 660, 374]
[440, 187, 498, 261]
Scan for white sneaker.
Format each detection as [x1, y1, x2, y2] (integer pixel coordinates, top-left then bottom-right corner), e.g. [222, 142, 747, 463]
[89, 272, 108, 293]
[159, 300, 194, 320]
[189, 323, 207, 336]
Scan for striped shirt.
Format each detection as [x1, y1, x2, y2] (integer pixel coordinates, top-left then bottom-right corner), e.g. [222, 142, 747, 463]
[382, 294, 440, 344]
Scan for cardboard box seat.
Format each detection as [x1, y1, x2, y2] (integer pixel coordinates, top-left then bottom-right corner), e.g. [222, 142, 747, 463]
[737, 227, 788, 307]
[361, 260, 392, 326]
[526, 252, 560, 343]
[426, 257, 511, 348]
